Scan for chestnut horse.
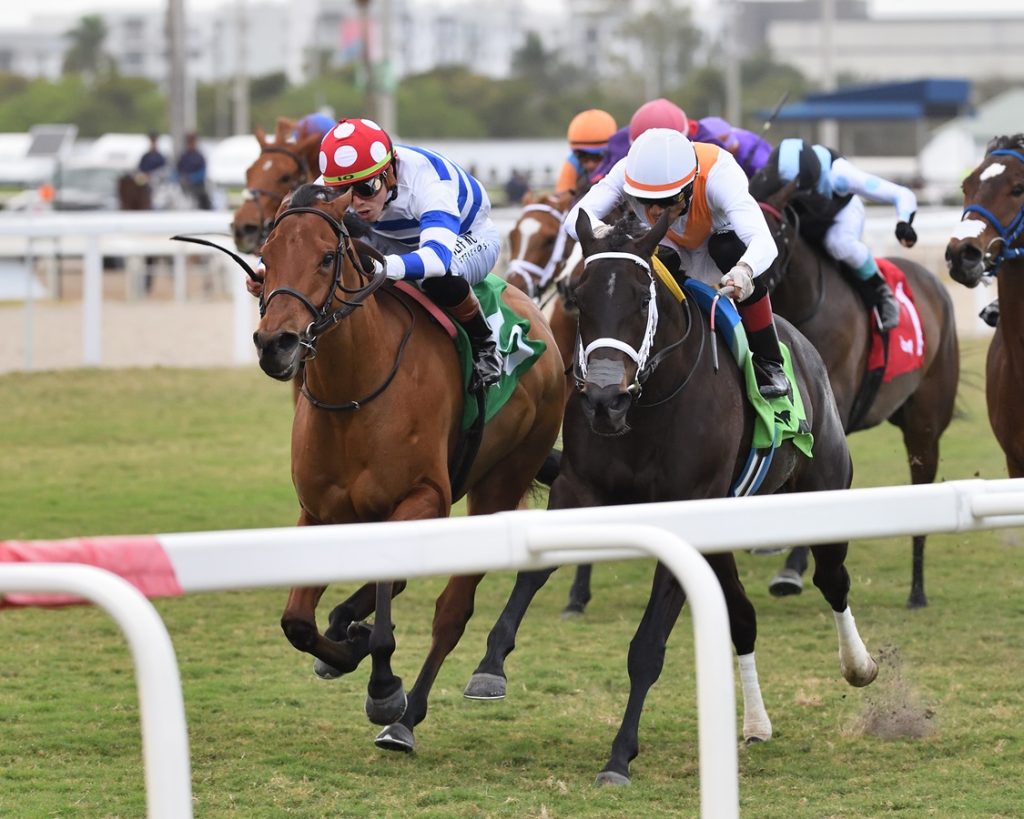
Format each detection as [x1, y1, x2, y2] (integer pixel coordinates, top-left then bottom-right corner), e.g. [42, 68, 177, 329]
[232, 117, 325, 254]
[465, 210, 877, 784]
[945, 134, 1024, 478]
[755, 183, 959, 608]
[251, 184, 565, 754]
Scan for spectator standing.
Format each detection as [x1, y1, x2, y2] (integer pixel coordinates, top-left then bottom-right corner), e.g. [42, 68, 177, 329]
[175, 132, 211, 209]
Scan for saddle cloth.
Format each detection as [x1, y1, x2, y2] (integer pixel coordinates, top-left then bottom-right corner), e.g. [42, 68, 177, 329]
[866, 258, 926, 383]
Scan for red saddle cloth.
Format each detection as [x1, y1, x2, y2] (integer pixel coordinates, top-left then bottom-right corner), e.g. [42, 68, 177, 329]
[866, 258, 925, 383]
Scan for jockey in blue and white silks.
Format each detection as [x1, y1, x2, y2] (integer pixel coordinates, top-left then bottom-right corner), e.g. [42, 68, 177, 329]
[315, 118, 503, 389]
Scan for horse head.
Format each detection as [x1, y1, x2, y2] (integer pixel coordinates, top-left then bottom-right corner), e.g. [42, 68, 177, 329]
[946, 134, 1024, 287]
[505, 192, 574, 300]
[252, 184, 383, 380]
[571, 207, 673, 435]
[232, 117, 323, 254]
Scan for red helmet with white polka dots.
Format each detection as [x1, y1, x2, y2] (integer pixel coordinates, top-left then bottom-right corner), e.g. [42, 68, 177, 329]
[318, 118, 394, 186]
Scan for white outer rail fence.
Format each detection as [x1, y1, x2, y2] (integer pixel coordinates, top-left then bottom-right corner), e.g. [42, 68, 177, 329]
[4, 478, 1024, 818]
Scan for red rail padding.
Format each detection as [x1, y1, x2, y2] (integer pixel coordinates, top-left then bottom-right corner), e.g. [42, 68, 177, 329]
[0, 536, 183, 608]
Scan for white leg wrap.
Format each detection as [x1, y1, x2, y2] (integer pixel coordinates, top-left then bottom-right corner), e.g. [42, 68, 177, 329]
[738, 652, 772, 742]
[834, 607, 878, 687]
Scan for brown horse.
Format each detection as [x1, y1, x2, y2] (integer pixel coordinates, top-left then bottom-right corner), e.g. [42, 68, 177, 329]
[755, 183, 959, 608]
[945, 134, 1024, 478]
[252, 184, 565, 753]
[465, 209, 877, 784]
[232, 117, 324, 254]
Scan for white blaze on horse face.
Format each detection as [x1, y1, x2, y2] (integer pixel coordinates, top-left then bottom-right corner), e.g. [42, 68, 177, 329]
[980, 163, 1006, 182]
[606, 271, 617, 298]
[261, 159, 274, 172]
[513, 217, 542, 260]
[951, 219, 986, 241]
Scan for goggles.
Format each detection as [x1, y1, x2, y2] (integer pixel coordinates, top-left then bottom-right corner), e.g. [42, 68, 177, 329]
[573, 149, 606, 163]
[339, 173, 385, 199]
[636, 183, 693, 212]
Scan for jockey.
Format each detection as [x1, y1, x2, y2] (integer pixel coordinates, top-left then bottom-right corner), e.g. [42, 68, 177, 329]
[294, 112, 336, 140]
[752, 138, 918, 331]
[590, 99, 772, 183]
[249, 118, 504, 391]
[564, 128, 790, 399]
[554, 109, 617, 197]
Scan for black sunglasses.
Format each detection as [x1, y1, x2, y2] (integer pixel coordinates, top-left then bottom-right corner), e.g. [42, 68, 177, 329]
[636, 185, 692, 211]
[341, 174, 385, 199]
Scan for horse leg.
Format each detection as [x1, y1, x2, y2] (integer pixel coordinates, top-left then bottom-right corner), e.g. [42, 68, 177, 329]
[362, 482, 450, 727]
[375, 574, 485, 752]
[463, 566, 560, 699]
[562, 563, 593, 618]
[809, 542, 878, 687]
[769, 546, 809, 597]
[706, 553, 772, 743]
[597, 562, 685, 785]
[315, 581, 409, 680]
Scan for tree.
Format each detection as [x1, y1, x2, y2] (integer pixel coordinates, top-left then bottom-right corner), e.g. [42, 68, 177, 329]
[623, 4, 703, 99]
[62, 15, 112, 80]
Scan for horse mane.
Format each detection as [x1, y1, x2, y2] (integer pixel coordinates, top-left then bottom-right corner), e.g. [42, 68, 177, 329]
[986, 134, 1024, 154]
[602, 212, 648, 250]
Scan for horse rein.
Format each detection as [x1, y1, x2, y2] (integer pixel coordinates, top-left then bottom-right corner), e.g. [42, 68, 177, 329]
[961, 149, 1024, 274]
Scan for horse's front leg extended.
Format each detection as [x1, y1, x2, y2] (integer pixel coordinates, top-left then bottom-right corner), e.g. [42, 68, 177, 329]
[363, 481, 450, 727]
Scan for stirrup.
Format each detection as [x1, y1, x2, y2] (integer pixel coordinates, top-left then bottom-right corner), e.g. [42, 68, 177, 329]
[753, 357, 789, 399]
[469, 345, 503, 392]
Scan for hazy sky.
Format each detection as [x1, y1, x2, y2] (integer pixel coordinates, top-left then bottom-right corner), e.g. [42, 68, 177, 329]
[8, 0, 1024, 27]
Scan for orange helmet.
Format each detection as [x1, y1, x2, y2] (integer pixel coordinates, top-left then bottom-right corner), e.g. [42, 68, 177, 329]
[629, 99, 689, 143]
[566, 109, 617, 153]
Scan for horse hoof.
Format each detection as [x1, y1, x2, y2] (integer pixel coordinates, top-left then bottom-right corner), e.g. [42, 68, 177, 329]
[375, 722, 415, 753]
[906, 594, 928, 610]
[464, 672, 507, 700]
[842, 656, 879, 688]
[594, 770, 631, 786]
[313, 659, 342, 679]
[745, 735, 768, 745]
[560, 607, 585, 620]
[365, 686, 407, 725]
[749, 547, 787, 556]
[769, 568, 803, 597]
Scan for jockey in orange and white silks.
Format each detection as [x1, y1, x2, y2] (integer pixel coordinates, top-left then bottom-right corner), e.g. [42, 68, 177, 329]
[752, 138, 919, 331]
[565, 128, 790, 399]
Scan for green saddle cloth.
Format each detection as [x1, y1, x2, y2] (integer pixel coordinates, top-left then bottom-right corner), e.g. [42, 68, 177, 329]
[456, 274, 548, 429]
[743, 342, 814, 458]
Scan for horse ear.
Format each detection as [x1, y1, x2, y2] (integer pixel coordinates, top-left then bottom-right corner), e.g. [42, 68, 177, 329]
[575, 209, 596, 255]
[522, 190, 537, 205]
[275, 117, 297, 142]
[297, 131, 324, 167]
[635, 207, 672, 260]
[254, 126, 267, 148]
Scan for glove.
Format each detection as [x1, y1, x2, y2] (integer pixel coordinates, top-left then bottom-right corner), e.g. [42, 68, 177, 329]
[246, 257, 265, 297]
[895, 214, 917, 247]
[381, 258, 404, 281]
[720, 262, 754, 302]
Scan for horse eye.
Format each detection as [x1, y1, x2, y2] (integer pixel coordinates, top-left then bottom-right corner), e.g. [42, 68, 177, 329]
[280, 175, 292, 185]
[1012, 185, 1024, 197]
[321, 252, 336, 268]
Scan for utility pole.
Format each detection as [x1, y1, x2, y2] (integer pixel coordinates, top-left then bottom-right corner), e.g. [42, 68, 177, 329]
[724, 0, 742, 126]
[354, 0, 379, 121]
[819, 0, 839, 149]
[378, 0, 396, 134]
[233, 0, 250, 135]
[167, 0, 187, 155]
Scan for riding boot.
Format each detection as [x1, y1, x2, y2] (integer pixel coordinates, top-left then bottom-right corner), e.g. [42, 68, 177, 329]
[458, 305, 504, 391]
[979, 299, 999, 328]
[738, 286, 790, 399]
[865, 273, 900, 332]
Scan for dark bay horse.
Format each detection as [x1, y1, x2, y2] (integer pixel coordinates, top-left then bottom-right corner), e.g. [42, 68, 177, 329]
[232, 117, 324, 254]
[756, 183, 959, 608]
[945, 134, 1024, 478]
[465, 209, 877, 784]
[253, 184, 565, 753]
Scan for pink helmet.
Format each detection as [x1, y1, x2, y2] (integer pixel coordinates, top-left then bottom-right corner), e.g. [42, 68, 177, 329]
[628, 99, 690, 144]
[318, 118, 394, 186]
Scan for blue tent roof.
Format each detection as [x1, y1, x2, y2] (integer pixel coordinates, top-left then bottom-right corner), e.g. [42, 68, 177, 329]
[763, 79, 971, 122]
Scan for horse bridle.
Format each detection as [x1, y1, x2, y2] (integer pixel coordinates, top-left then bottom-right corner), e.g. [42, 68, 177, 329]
[572, 250, 695, 402]
[506, 204, 572, 300]
[243, 145, 315, 247]
[960, 148, 1024, 274]
[263, 205, 387, 349]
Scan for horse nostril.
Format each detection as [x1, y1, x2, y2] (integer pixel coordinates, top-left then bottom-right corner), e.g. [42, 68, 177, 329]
[960, 244, 982, 265]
